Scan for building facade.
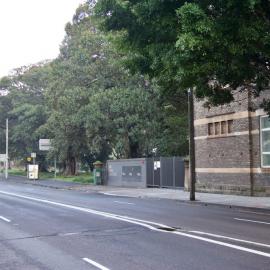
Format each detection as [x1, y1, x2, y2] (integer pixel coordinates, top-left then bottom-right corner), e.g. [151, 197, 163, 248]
[194, 90, 270, 196]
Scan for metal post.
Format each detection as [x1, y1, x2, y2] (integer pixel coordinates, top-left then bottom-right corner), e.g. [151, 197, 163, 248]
[188, 89, 196, 201]
[54, 156, 57, 178]
[33, 156, 36, 181]
[173, 156, 176, 188]
[5, 118, 8, 179]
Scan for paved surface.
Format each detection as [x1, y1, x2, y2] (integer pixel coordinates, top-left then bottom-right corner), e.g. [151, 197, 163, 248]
[5, 176, 270, 210]
[0, 176, 269, 269]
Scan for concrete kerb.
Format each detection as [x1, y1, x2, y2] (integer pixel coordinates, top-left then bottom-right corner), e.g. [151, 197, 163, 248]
[2, 176, 270, 212]
[98, 189, 270, 213]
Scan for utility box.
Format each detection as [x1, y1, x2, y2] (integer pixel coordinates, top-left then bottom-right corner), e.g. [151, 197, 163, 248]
[27, 164, 39, 180]
[93, 161, 103, 185]
[106, 157, 185, 188]
[107, 158, 147, 188]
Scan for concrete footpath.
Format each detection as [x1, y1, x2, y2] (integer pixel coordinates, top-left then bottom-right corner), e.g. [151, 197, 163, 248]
[3, 176, 270, 211]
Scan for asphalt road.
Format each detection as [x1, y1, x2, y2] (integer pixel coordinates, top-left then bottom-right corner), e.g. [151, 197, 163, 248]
[0, 179, 269, 270]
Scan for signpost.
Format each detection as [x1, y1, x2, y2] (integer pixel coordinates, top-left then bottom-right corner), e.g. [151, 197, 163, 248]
[39, 139, 56, 178]
[28, 164, 39, 180]
[5, 119, 8, 179]
[39, 139, 52, 151]
[0, 154, 6, 162]
[31, 152, 36, 165]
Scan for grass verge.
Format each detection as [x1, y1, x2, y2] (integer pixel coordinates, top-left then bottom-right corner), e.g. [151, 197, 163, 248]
[8, 168, 93, 184]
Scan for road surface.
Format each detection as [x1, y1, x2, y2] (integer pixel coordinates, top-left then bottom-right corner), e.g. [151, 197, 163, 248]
[0, 179, 269, 270]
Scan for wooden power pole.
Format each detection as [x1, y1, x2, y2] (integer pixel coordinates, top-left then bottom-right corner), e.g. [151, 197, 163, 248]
[188, 89, 196, 201]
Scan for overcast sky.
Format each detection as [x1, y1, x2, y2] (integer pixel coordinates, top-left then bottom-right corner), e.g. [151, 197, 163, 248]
[0, 0, 84, 78]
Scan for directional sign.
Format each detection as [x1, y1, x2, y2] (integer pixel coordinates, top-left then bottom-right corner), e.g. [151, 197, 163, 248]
[39, 139, 52, 151]
[0, 154, 6, 162]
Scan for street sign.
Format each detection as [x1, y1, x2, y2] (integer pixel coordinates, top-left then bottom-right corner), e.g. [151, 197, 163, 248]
[27, 157, 32, 162]
[28, 164, 39, 180]
[39, 139, 52, 151]
[31, 152, 36, 158]
[0, 154, 6, 162]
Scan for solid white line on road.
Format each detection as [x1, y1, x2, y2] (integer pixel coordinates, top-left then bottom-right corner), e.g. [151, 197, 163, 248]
[0, 216, 11, 222]
[60, 232, 80, 236]
[82, 258, 110, 270]
[234, 218, 270, 225]
[102, 192, 133, 198]
[114, 201, 135, 205]
[0, 190, 173, 230]
[0, 190, 270, 258]
[190, 231, 270, 248]
[172, 231, 270, 258]
[238, 210, 270, 216]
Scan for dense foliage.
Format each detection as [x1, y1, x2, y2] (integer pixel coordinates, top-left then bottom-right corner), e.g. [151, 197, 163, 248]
[0, 3, 188, 174]
[95, 0, 270, 106]
[1, 1, 268, 174]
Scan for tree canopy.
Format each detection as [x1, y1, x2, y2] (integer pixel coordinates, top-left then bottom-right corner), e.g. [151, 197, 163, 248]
[95, 0, 270, 106]
[0, 2, 188, 175]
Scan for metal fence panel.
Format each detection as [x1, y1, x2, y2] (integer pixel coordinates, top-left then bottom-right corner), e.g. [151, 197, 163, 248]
[146, 158, 154, 186]
[174, 157, 185, 188]
[160, 157, 174, 187]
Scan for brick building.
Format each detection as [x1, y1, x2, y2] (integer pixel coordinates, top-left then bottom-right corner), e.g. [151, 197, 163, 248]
[194, 90, 270, 196]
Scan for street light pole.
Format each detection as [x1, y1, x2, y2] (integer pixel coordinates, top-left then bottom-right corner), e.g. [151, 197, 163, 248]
[5, 118, 8, 179]
[188, 89, 196, 201]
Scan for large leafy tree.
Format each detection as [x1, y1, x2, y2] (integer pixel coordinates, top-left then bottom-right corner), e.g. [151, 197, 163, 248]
[95, 0, 185, 103]
[43, 4, 150, 174]
[95, 0, 270, 106]
[0, 2, 190, 176]
[0, 63, 50, 163]
[81, 86, 158, 159]
[43, 8, 104, 175]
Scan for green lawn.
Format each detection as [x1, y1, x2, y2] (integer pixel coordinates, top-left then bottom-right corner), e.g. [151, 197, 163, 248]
[8, 168, 27, 176]
[8, 168, 93, 184]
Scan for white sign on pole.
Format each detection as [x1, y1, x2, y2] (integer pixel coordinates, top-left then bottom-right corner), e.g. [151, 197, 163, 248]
[0, 154, 6, 162]
[31, 152, 36, 158]
[28, 164, 39, 180]
[39, 139, 52, 151]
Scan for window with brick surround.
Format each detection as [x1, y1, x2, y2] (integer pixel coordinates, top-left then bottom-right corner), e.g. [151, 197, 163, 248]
[214, 122, 220, 135]
[208, 123, 214, 135]
[228, 120, 233, 133]
[221, 121, 226, 134]
[208, 120, 233, 136]
[260, 116, 270, 167]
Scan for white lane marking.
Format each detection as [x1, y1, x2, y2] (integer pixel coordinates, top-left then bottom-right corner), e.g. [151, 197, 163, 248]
[114, 201, 135, 205]
[172, 231, 270, 258]
[60, 232, 80, 236]
[82, 258, 110, 270]
[238, 210, 270, 216]
[102, 192, 133, 198]
[234, 218, 270, 225]
[0, 216, 11, 223]
[0, 190, 270, 258]
[0, 190, 172, 230]
[190, 231, 270, 248]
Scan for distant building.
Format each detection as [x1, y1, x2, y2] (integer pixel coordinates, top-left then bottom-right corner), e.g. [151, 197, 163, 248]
[194, 90, 270, 196]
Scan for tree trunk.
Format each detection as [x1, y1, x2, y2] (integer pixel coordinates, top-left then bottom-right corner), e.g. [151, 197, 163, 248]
[129, 140, 140, 158]
[64, 157, 76, 176]
[64, 148, 77, 176]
